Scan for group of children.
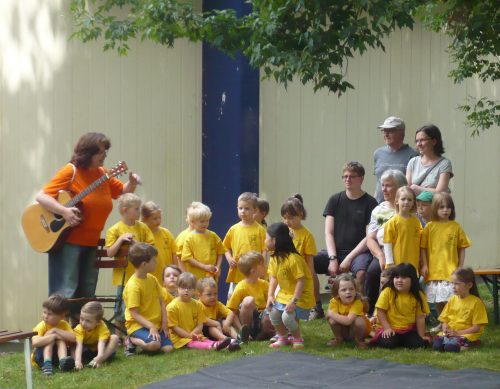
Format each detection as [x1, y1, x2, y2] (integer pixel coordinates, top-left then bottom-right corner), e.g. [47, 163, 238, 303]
[31, 189, 488, 375]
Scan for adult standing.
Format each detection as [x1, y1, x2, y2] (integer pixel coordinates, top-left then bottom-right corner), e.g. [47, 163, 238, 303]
[364, 170, 407, 314]
[406, 124, 453, 195]
[373, 116, 418, 203]
[314, 162, 378, 291]
[36, 132, 141, 314]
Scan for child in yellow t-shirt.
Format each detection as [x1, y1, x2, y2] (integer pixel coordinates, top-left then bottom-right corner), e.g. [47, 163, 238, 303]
[383, 186, 422, 271]
[31, 294, 76, 375]
[372, 263, 430, 348]
[420, 192, 471, 315]
[280, 194, 323, 320]
[181, 202, 226, 280]
[167, 272, 231, 350]
[105, 193, 155, 333]
[141, 201, 179, 282]
[227, 251, 276, 342]
[433, 268, 487, 352]
[254, 197, 270, 227]
[175, 205, 195, 262]
[326, 274, 370, 348]
[224, 192, 266, 295]
[74, 302, 119, 369]
[197, 277, 241, 351]
[266, 223, 315, 349]
[123, 243, 174, 356]
[161, 264, 182, 306]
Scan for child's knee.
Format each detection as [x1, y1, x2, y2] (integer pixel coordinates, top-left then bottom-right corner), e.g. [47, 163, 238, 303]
[143, 341, 161, 352]
[269, 308, 283, 326]
[161, 345, 174, 353]
[241, 296, 256, 310]
[282, 311, 299, 332]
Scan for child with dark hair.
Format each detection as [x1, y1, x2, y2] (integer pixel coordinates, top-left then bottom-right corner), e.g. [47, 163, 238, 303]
[265, 223, 314, 348]
[372, 263, 430, 349]
[254, 197, 270, 227]
[31, 294, 76, 375]
[433, 268, 487, 352]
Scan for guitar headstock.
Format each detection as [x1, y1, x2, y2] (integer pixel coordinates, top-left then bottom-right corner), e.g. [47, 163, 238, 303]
[108, 161, 128, 178]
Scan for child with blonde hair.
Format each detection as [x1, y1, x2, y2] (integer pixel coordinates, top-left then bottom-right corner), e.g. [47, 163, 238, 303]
[74, 302, 119, 369]
[123, 243, 174, 356]
[326, 273, 370, 348]
[383, 186, 422, 271]
[433, 268, 487, 352]
[266, 223, 315, 349]
[420, 192, 471, 315]
[167, 272, 232, 350]
[197, 277, 241, 351]
[227, 251, 275, 341]
[31, 294, 76, 375]
[141, 201, 180, 281]
[224, 192, 267, 297]
[181, 202, 226, 280]
[175, 204, 195, 258]
[105, 193, 155, 334]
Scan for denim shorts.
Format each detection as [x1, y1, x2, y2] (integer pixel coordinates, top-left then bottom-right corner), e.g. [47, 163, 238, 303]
[130, 327, 172, 347]
[273, 301, 310, 321]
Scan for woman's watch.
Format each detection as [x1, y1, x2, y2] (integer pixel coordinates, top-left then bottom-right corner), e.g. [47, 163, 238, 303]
[328, 254, 338, 261]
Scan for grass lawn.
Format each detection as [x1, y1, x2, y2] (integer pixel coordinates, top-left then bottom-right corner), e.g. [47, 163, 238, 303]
[1, 286, 499, 389]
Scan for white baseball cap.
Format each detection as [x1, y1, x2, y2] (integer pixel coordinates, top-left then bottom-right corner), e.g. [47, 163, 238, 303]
[377, 116, 405, 130]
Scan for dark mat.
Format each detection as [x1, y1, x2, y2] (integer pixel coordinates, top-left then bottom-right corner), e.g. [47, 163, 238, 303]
[143, 352, 500, 389]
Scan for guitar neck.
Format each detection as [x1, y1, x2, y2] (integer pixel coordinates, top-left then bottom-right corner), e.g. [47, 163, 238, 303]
[65, 173, 110, 207]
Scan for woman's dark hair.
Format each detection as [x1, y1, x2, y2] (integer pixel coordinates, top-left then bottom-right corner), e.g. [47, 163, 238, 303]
[453, 268, 479, 297]
[280, 194, 307, 219]
[416, 124, 445, 156]
[382, 263, 425, 311]
[70, 132, 111, 168]
[266, 222, 299, 260]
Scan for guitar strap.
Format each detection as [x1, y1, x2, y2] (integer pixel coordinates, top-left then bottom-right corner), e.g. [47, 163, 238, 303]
[67, 163, 76, 190]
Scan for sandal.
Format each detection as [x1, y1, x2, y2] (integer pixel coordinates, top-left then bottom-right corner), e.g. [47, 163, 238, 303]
[269, 336, 290, 348]
[292, 337, 304, 349]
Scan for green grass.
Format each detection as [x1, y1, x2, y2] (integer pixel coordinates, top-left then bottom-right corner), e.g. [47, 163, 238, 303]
[1, 287, 499, 389]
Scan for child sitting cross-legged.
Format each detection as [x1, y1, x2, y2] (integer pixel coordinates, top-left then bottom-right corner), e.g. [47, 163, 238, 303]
[197, 277, 242, 351]
[326, 273, 370, 349]
[123, 243, 174, 356]
[74, 301, 119, 369]
[161, 264, 182, 306]
[226, 250, 276, 342]
[31, 294, 76, 376]
[167, 272, 232, 351]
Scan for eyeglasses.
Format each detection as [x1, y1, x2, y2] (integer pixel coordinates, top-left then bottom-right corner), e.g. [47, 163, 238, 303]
[341, 175, 360, 180]
[415, 138, 432, 144]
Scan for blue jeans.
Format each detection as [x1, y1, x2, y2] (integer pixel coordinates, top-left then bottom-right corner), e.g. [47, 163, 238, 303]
[49, 243, 98, 311]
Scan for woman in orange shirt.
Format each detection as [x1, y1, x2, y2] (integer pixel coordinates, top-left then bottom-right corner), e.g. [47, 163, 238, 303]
[36, 132, 141, 318]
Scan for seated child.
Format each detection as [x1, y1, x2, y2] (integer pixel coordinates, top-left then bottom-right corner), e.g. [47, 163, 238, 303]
[162, 264, 182, 306]
[369, 268, 393, 329]
[105, 193, 155, 334]
[74, 301, 119, 369]
[326, 274, 370, 349]
[31, 294, 76, 375]
[167, 272, 232, 350]
[226, 251, 275, 341]
[181, 202, 226, 280]
[197, 277, 241, 351]
[123, 243, 174, 355]
[433, 268, 488, 352]
[372, 263, 430, 349]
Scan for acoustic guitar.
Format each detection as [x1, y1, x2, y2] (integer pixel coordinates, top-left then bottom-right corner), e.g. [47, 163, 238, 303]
[22, 161, 128, 253]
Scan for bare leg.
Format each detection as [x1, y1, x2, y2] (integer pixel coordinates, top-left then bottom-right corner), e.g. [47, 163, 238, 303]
[239, 297, 256, 326]
[208, 326, 226, 341]
[129, 337, 160, 352]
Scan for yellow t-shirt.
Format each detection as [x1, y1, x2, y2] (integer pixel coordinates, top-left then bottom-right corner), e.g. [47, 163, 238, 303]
[31, 320, 73, 366]
[175, 227, 192, 257]
[267, 253, 315, 310]
[105, 220, 155, 285]
[227, 279, 269, 311]
[223, 222, 266, 283]
[123, 274, 163, 335]
[201, 301, 232, 320]
[73, 321, 110, 352]
[421, 221, 471, 281]
[291, 225, 317, 258]
[328, 297, 370, 335]
[438, 294, 487, 341]
[167, 297, 206, 349]
[162, 287, 175, 306]
[181, 230, 226, 280]
[384, 214, 422, 272]
[150, 227, 177, 283]
[375, 287, 429, 330]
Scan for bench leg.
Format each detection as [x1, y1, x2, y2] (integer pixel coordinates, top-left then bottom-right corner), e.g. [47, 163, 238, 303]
[24, 338, 33, 389]
[493, 275, 499, 325]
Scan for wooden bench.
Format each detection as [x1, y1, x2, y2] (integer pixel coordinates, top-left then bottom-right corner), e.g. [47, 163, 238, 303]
[0, 330, 37, 389]
[474, 268, 500, 325]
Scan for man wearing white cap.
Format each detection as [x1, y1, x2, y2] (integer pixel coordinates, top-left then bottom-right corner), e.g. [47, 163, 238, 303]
[373, 116, 418, 203]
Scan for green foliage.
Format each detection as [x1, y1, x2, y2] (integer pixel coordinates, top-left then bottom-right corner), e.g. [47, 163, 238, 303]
[70, 0, 499, 131]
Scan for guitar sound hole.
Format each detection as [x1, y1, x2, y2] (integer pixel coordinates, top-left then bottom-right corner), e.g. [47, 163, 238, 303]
[50, 216, 66, 233]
